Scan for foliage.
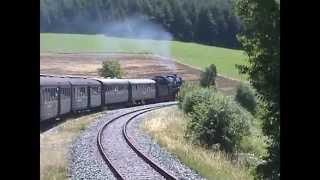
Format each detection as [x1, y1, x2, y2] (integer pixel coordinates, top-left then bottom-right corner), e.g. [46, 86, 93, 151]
[176, 81, 200, 109]
[200, 64, 217, 87]
[183, 88, 252, 153]
[239, 113, 269, 166]
[143, 107, 254, 179]
[98, 60, 122, 78]
[235, 0, 280, 179]
[181, 88, 212, 114]
[235, 83, 257, 114]
[40, 0, 243, 49]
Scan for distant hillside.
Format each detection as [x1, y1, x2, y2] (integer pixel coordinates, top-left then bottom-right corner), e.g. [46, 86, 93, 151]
[40, 33, 248, 80]
[40, 0, 242, 49]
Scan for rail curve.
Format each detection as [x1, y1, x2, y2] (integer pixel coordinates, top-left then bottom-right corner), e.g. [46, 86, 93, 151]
[97, 103, 178, 180]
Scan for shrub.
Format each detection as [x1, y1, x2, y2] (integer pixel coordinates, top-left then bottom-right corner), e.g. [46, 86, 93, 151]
[200, 64, 217, 87]
[184, 88, 252, 153]
[98, 60, 122, 78]
[235, 83, 257, 114]
[176, 81, 200, 109]
[181, 88, 214, 114]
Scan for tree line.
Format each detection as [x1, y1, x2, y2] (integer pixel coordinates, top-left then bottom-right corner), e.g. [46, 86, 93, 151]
[40, 0, 243, 49]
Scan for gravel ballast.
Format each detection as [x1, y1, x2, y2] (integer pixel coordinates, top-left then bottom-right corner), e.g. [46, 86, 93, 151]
[68, 102, 204, 179]
[126, 107, 205, 180]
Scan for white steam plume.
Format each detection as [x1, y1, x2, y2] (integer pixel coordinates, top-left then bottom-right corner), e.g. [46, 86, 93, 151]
[101, 15, 176, 72]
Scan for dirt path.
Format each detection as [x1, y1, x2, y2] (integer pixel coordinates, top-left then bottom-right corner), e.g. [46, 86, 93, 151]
[40, 52, 240, 96]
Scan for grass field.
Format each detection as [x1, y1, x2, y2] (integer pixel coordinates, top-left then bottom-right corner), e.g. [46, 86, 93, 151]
[40, 33, 248, 80]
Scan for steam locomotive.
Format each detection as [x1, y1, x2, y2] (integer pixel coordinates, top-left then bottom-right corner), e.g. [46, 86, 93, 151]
[40, 74, 182, 122]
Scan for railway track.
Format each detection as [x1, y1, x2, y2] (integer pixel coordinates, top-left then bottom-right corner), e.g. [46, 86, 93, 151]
[97, 103, 178, 180]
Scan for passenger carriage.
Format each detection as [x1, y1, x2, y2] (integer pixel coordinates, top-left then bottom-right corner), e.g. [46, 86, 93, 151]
[40, 74, 182, 122]
[94, 78, 130, 106]
[128, 79, 156, 104]
[67, 77, 102, 112]
[40, 76, 71, 121]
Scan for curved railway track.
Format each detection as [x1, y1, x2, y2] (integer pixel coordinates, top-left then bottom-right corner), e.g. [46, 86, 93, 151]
[97, 103, 178, 180]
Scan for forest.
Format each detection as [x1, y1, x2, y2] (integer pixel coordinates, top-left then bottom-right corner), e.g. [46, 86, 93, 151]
[40, 0, 243, 49]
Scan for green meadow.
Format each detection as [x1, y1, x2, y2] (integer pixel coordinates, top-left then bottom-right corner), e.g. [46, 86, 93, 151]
[40, 33, 248, 80]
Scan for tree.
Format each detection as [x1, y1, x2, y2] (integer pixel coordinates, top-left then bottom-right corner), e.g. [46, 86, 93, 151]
[235, 83, 257, 115]
[195, 7, 218, 45]
[200, 64, 217, 87]
[235, 0, 280, 179]
[98, 60, 123, 78]
[40, 0, 242, 49]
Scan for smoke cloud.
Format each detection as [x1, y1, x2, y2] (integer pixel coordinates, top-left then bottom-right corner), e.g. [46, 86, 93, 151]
[101, 15, 176, 71]
[103, 15, 172, 41]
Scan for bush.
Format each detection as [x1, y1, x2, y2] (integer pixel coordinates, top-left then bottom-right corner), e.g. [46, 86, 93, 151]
[181, 88, 214, 114]
[98, 60, 122, 78]
[235, 83, 257, 114]
[176, 81, 200, 109]
[183, 88, 252, 153]
[200, 64, 217, 87]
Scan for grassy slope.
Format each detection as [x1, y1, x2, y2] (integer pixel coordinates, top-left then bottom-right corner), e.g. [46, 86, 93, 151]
[40, 112, 102, 180]
[40, 33, 248, 80]
[143, 106, 253, 180]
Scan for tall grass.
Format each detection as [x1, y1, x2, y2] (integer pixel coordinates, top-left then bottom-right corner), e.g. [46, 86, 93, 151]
[143, 106, 254, 180]
[40, 112, 101, 180]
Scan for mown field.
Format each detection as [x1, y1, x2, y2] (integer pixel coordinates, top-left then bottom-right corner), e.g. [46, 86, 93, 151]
[40, 33, 248, 80]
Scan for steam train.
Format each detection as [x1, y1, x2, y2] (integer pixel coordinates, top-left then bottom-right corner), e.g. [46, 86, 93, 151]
[40, 74, 182, 122]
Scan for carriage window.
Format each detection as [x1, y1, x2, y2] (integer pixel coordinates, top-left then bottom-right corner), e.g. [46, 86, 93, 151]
[61, 88, 69, 97]
[52, 89, 55, 100]
[49, 88, 55, 101]
[93, 87, 97, 95]
[80, 87, 86, 96]
[91, 87, 95, 95]
[42, 89, 46, 101]
[49, 89, 52, 101]
[44, 89, 47, 101]
[66, 89, 69, 96]
[54, 88, 58, 100]
[92, 87, 100, 95]
[76, 88, 79, 97]
[46, 88, 49, 101]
